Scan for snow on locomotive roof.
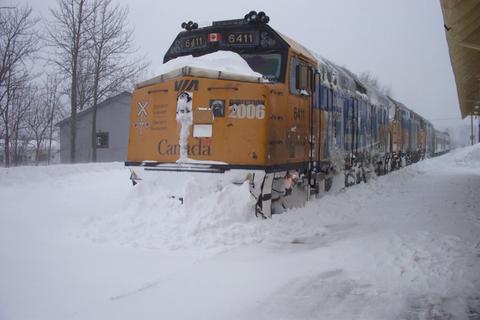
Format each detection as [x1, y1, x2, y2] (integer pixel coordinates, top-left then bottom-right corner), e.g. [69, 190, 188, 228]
[279, 32, 395, 109]
[311, 51, 394, 109]
[138, 51, 264, 88]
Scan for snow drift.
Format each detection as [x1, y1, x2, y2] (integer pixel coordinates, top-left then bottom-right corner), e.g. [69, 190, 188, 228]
[82, 144, 480, 252]
[154, 50, 263, 79]
[1, 145, 479, 319]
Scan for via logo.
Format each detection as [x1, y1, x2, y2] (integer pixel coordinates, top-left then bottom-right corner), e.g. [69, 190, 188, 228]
[174, 79, 199, 91]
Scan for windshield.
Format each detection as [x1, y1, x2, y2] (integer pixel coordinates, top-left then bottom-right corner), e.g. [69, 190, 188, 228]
[240, 53, 282, 82]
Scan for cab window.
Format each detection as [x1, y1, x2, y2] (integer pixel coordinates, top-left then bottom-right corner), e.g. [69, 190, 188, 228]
[241, 53, 282, 82]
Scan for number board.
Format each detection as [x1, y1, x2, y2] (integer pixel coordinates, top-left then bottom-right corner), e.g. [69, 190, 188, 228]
[180, 34, 207, 50]
[224, 31, 259, 46]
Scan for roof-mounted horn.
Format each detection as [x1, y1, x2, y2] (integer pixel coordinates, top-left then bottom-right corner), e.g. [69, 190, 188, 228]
[181, 21, 198, 31]
[244, 11, 270, 24]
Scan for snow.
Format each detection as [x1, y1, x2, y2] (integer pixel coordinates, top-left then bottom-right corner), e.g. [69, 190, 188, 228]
[175, 91, 193, 163]
[154, 50, 263, 79]
[1, 145, 480, 319]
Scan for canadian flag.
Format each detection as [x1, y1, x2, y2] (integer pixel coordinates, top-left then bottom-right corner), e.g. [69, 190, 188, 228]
[208, 33, 221, 42]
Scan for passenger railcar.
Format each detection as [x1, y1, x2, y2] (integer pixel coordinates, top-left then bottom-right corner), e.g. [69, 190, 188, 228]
[433, 130, 451, 156]
[126, 11, 450, 217]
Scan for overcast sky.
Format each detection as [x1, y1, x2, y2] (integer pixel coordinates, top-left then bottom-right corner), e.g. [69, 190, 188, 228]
[22, 0, 471, 132]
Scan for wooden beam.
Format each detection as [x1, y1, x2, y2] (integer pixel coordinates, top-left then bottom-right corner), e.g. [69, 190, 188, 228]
[459, 41, 480, 51]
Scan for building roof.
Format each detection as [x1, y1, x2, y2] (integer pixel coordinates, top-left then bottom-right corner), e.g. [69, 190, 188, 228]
[56, 91, 131, 127]
[440, 0, 480, 118]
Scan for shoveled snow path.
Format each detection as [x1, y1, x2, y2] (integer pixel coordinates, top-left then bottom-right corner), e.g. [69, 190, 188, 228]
[0, 147, 479, 319]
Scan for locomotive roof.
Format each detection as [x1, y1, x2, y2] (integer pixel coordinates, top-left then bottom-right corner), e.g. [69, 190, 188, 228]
[164, 16, 381, 98]
[164, 19, 290, 63]
[275, 32, 317, 63]
[160, 14, 435, 120]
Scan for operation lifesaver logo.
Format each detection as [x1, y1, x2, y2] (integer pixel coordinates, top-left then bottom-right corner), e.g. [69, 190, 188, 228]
[134, 101, 150, 133]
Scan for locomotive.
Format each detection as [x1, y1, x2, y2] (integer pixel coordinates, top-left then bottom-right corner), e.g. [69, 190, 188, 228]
[126, 11, 450, 217]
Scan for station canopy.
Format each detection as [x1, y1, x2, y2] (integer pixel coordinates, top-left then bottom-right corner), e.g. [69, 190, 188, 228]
[440, 0, 480, 118]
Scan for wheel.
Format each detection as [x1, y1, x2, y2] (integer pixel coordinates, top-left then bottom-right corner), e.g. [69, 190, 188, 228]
[325, 177, 333, 192]
[345, 171, 355, 187]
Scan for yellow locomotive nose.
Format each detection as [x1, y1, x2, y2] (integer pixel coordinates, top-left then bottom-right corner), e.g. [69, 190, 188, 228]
[127, 69, 270, 167]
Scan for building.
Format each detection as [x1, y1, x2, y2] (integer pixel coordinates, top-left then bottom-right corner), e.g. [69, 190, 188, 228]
[440, 1, 480, 144]
[56, 92, 131, 163]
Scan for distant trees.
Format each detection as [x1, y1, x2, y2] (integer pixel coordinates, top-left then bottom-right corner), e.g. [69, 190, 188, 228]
[359, 71, 392, 97]
[24, 76, 64, 164]
[43, 75, 64, 164]
[87, 0, 147, 162]
[7, 86, 35, 165]
[46, 0, 147, 163]
[0, 0, 146, 167]
[0, 5, 38, 167]
[46, 0, 97, 163]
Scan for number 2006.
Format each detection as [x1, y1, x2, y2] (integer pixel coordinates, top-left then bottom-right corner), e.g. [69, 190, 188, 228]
[228, 104, 265, 120]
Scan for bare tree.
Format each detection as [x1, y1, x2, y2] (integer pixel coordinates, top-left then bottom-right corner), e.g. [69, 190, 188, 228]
[87, 0, 147, 162]
[24, 76, 64, 165]
[46, 0, 98, 163]
[0, 5, 38, 167]
[7, 84, 35, 166]
[359, 71, 392, 97]
[76, 55, 95, 111]
[43, 75, 65, 164]
[22, 86, 45, 164]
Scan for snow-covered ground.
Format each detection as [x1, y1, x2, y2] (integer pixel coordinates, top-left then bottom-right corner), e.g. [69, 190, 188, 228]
[1, 145, 479, 320]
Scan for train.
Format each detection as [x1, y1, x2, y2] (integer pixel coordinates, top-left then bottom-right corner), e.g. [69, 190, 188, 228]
[125, 11, 450, 217]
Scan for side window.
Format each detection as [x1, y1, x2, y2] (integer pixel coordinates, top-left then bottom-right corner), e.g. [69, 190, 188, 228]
[289, 56, 311, 95]
[314, 73, 321, 108]
[289, 57, 299, 94]
[320, 86, 328, 109]
[296, 64, 308, 90]
[332, 93, 337, 138]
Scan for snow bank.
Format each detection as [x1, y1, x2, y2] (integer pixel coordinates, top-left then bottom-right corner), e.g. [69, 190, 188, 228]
[82, 144, 480, 251]
[451, 143, 480, 168]
[2, 145, 479, 319]
[154, 50, 263, 79]
[0, 162, 125, 187]
[83, 176, 263, 249]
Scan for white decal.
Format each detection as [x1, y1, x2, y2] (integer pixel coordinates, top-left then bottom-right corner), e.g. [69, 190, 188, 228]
[228, 104, 265, 120]
[137, 101, 148, 117]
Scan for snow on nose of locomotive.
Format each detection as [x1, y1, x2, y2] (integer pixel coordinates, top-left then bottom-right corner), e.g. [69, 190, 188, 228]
[176, 91, 193, 163]
[176, 92, 192, 116]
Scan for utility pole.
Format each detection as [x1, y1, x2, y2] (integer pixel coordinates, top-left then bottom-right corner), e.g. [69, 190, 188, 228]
[475, 106, 480, 144]
[471, 115, 474, 145]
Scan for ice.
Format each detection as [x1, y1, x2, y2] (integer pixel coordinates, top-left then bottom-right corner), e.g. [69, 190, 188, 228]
[175, 91, 193, 163]
[0, 144, 479, 319]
